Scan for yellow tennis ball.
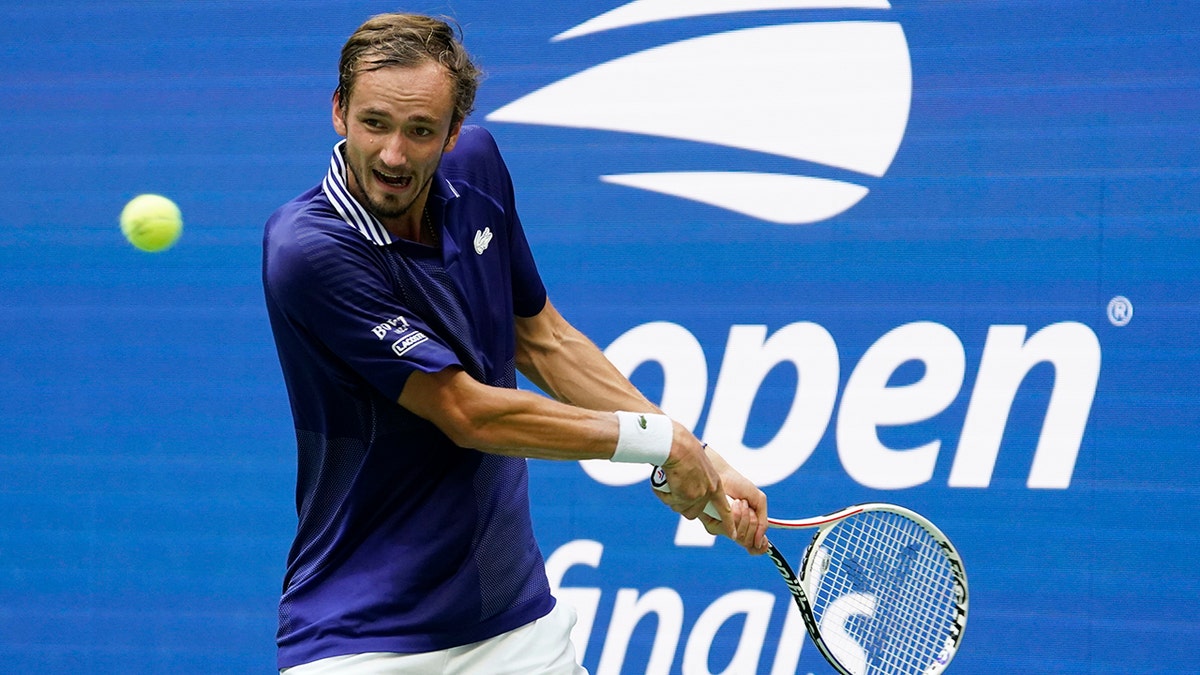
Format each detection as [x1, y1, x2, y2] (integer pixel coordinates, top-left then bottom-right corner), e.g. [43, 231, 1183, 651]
[120, 194, 183, 252]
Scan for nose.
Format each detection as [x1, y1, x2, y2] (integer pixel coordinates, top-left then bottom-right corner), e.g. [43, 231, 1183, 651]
[378, 133, 408, 169]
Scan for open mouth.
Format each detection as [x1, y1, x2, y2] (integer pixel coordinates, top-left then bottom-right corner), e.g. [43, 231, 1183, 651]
[373, 170, 412, 189]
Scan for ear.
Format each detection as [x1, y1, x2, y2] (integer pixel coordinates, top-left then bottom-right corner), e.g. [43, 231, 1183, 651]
[332, 91, 348, 137]
[443, 119, 464, 153]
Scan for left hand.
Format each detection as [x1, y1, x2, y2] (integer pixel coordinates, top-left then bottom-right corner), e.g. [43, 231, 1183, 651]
[653, 445, 769, 555]
[699, 448, 769, 555]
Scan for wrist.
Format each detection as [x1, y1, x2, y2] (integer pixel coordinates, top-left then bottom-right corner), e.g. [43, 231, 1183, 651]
[611, 411, 673, 465]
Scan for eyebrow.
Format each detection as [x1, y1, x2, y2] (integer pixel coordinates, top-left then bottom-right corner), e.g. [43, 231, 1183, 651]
[359, 107, 440, 125]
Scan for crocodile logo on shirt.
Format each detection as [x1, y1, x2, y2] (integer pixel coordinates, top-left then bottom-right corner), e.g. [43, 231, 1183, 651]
[474, 227, 494, 255]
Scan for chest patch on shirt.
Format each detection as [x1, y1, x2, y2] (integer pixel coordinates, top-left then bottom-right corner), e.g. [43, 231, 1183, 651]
[473, 227, 493, 255]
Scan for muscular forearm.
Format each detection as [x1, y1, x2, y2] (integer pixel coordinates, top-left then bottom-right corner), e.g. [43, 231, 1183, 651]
[399, 366, 620, 460]
[515, 300, 658, 413]
[401, 356, 766, 552]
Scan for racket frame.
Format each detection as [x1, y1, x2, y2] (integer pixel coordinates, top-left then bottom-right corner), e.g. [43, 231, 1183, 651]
[771, 502, 969, 675]
[648, 468, 967, 674]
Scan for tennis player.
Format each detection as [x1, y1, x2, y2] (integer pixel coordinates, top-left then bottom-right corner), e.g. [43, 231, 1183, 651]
[262, 13, 768, 674]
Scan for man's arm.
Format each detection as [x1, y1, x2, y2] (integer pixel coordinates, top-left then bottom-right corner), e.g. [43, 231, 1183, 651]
[396, 365, 724, 524]
[513, 299, 768, 554]
[514, 298, 649, 411]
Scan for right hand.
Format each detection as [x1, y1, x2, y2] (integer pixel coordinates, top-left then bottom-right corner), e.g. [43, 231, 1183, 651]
[654, 424, 733, 524]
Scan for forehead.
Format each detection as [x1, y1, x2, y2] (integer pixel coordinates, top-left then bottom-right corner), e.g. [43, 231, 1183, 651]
[347, 60, 455, 117]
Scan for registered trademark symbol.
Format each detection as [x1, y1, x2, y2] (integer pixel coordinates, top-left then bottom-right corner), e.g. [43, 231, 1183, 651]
[1107, 296, 1133, 326]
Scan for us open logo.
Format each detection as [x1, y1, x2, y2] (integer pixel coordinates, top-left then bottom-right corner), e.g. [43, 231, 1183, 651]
[488, 0, 912, 224]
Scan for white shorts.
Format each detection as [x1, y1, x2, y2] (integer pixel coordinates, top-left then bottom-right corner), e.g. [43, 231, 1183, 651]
[280, 602, 588, 675]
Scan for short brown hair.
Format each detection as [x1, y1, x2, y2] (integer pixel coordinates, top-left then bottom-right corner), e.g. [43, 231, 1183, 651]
[336, 13, 482, 127]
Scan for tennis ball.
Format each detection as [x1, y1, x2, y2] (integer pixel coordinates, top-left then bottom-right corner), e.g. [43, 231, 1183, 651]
[120, 194, 183, 252]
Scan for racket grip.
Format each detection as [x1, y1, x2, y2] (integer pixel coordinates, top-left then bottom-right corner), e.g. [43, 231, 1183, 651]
[651, 466, 724, 520]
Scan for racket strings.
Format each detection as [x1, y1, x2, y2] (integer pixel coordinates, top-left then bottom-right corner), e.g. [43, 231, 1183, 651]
[809, 511, 958, 675]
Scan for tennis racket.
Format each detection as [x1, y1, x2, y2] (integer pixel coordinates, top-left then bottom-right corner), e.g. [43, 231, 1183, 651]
[651, 466, 968, 675]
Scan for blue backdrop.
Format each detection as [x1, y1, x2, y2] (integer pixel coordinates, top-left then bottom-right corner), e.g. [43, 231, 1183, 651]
[1, 1, 1197, 673]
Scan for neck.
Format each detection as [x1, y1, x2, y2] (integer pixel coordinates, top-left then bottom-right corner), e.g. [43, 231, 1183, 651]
[379, 202, 427, 243]
[389, 203, 437, 247]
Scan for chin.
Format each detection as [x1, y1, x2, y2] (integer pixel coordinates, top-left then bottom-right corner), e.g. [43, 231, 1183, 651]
[366, 194, 413, 220]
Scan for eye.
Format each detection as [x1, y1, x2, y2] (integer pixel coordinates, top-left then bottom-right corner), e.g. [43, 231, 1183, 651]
[361, 117, 387, 131]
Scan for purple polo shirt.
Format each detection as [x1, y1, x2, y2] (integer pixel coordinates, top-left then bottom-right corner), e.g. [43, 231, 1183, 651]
[262, 126, 554, 669]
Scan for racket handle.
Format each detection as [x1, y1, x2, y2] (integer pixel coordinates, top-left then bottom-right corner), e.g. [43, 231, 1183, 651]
[651, 466, 724, 520]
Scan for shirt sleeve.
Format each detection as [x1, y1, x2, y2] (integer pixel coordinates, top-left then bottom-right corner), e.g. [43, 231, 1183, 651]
[457, 125, 548, 318]
[506, 207, 547, 319]
[265, 217, 462, 403]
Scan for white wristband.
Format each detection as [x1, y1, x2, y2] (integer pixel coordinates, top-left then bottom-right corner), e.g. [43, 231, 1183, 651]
[611, 411, 673, 465]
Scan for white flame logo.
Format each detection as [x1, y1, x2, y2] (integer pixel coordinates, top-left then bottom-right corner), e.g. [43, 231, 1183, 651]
[487, 0, 912, 225]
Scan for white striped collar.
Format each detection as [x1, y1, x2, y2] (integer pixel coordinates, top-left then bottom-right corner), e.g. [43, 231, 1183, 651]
[320, 140, 460, 247]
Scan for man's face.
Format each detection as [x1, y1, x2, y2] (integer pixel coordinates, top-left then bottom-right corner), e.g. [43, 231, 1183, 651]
[333, 60, 461, 230]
